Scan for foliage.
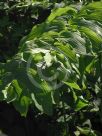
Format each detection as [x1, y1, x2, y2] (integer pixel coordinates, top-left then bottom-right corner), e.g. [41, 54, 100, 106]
[0, 0, 51, 59]
[0, 0, 102, 136]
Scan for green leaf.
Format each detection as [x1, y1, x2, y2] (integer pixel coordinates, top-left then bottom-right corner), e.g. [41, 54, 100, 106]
[54, 42, 77, 62]
[32, 92, 53, 115]
[31, 93, 43, 112]
[75, 97, 88, 111]
[1, 79, 22, 103]
[63, 81, 81, 90]
[79, 27, 102, 45]
[20, 22, 47, 46]
[83, 2, 102, 10]
[79, 55, 94, 75]
[48, 6, 76, 22]
[85, 58, 97, 73]
[77, 126, 96, 136]
[59, 31, 87, 55]
[13, 96, 31, 117]
[87, 11, 102, 23]
[12, 80, 22, 98]
[2, 83, 17, 102]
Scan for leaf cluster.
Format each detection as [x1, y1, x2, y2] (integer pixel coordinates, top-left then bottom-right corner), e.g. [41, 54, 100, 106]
[0, 0, 102, 136]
